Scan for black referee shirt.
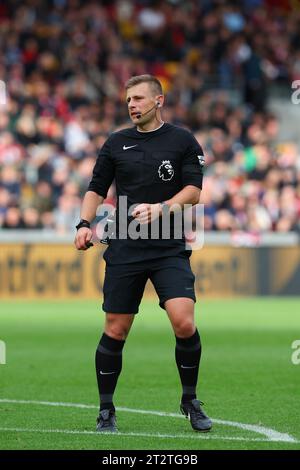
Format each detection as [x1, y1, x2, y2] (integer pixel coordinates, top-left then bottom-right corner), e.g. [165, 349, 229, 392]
[88, 123, 204, 264]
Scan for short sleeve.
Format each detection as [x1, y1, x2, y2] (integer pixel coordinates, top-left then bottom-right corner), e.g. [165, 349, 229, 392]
[181, 133, 205, 189]
[88, 138, 115, 198]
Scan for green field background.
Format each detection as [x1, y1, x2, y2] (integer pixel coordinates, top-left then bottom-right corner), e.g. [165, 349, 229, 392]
[0, 298, 299, 450]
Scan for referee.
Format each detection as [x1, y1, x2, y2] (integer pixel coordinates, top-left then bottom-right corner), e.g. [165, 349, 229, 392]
[74, 75, 212, 433]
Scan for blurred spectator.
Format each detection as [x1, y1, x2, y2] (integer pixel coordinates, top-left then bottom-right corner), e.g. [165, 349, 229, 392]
[23, 207, 42, 229]
[31, 181, 55, 214]
[53, 194, 80, 234]
[0, 0, 299, 235]
[0, 166, 21, 203]
[2, 207, 24, 229]
[0, 187, 11, 220]
[214, 209, 236, 231]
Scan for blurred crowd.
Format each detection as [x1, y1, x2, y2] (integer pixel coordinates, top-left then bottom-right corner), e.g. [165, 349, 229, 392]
[0, 0, 300, 234]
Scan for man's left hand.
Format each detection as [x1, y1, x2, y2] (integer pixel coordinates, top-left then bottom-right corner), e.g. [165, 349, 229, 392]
[132, 203, 161, 224]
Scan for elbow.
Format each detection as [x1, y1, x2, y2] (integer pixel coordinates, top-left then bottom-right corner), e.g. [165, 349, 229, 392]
[192, 195, 200, 205]
[190, 188, 201, 205]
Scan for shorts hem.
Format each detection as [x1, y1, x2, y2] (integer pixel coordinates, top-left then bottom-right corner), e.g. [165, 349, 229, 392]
[159, 295, 196, 310]
[102, 304, 139, 314]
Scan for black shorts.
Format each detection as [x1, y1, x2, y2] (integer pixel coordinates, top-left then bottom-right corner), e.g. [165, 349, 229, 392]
[102, 256, 196, 314]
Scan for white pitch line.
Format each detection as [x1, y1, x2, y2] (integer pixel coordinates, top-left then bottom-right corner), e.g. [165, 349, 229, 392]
[0, 426, 294, 443]
[0, 398, 297, 443]
[117, 407, 297, 443]
[0, 399, 96, 410]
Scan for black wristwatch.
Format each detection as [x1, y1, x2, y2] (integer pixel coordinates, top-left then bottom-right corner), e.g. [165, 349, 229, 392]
[76, 219, 91, 230]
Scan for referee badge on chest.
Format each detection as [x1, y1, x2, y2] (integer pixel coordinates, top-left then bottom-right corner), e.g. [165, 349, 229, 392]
[158, 160, 174, 181]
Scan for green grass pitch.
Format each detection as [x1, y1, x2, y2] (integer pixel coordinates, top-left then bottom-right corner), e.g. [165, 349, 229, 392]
[0, 298, 299, 450]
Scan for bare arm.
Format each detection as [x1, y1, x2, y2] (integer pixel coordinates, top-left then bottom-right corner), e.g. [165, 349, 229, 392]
[74, 191, 104, 250]
[164, 184, 201, 209]
[132, 185, 201, 224]
[80, 191, 104, 222]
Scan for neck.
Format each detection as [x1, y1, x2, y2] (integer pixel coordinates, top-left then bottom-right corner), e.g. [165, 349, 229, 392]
[137, 116, 164, 132]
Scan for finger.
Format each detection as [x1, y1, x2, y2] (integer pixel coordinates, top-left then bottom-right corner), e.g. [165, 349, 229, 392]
[134, 203, 150, 216]
[75, 237, 83, 250]
[132, 204, 142, 216]
[84, 233, 93, 248]
[139, 207, 150, 218]
[133, 207, 144, 217]
[78, 243, 87, 250]
[138, 216, 151, 224]
[136, 211, 148, 220]
[76, 241, 87, 250]
[85, 233, 92, 243]
[79, 236, 89, 249]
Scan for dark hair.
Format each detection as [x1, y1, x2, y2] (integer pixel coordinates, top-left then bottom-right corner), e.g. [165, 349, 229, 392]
[125, 74, 163, 95]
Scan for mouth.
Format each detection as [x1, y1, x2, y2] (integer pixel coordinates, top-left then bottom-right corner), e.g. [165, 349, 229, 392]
[131, 112, 139, 118]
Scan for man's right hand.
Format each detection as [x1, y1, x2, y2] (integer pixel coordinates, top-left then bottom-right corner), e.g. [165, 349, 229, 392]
[74, 227, 93, 250]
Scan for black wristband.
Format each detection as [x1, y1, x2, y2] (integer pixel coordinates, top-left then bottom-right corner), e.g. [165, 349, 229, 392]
[76, 219, 90, 230]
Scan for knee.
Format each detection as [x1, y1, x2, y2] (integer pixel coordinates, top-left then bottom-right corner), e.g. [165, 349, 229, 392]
[105, 317, 131, 341]
[173, 319, 195, 338]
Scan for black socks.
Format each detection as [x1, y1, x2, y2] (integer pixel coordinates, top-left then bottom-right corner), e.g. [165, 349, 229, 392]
[175, 329, 201, 403]
[95, 333, 125, 411]
[96, 329, 201, 411]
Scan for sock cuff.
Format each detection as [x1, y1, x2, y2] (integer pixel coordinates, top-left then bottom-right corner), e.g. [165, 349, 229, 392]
[99, 333, 125, 352]
[175, 329, 201, 350]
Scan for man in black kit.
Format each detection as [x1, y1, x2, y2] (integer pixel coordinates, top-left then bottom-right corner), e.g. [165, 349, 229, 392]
[74, 75, 212, 434]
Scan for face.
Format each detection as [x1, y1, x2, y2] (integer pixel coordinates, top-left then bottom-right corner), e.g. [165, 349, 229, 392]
[126, 82, 161, 124]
